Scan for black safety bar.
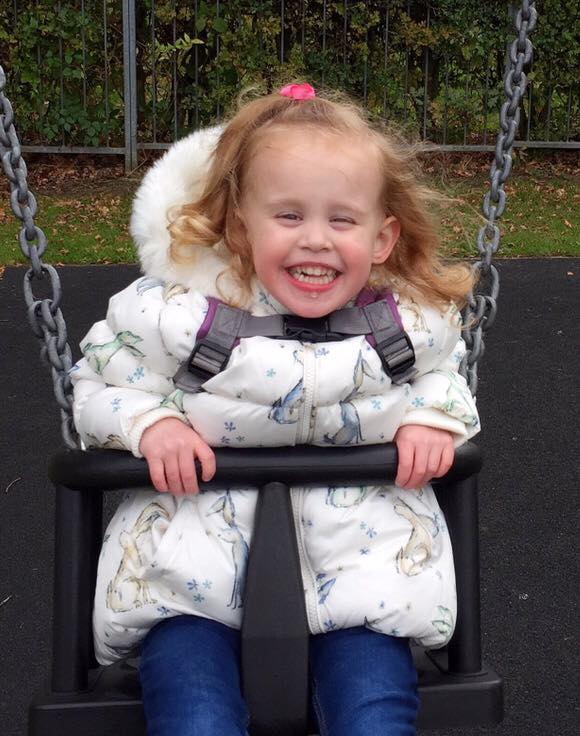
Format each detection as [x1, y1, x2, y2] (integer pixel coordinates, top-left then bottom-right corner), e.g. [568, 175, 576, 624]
[47, 443, 483, 736]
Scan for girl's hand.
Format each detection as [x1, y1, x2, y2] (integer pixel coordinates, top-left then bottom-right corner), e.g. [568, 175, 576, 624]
[394, 425, 454, 490]
[139, 417, 216, 495]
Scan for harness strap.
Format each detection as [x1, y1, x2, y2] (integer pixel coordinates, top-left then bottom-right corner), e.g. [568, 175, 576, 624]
[173, 294, 416, 393]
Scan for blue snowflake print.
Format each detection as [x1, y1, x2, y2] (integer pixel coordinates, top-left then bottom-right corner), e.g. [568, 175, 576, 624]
[411, 397, 425, 408]
[389, 628, 400, 636]
[266, 368, 276, 377]
[220, 436, 231, 444]
[110, 397, 122, 412]
[404, 386, 411, 396]
[224, 421, 236, 432]
[259, 291, 269, 304]
[379, 601, 385, 609]
[235, 436, 245, 443]
[302, 518, 314, 528]
[359, 522, 376, 538]
[193, 593, 205, 603]
[371, 399, 382, 410]
[315, 347, 329, 357]
[453, 350, 462, 363]
[360, 547, 370, 555]
[428, 337, 435, 348]
[126, 366, 145, 384]
[187, 579, 198, 591]
[157, 606, 171, 616]
[379, 433, 385, 440]
[433, 512, 445, 534]
[323, 620, 338, 632]
[202, 580, 212, 590]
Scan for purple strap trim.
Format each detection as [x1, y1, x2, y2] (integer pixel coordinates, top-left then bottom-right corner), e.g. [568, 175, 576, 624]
[196, 296, 223, 341]
[355, 288, 403, 347]
[196, 296, 241, 349]
[197, 290, 402, 349]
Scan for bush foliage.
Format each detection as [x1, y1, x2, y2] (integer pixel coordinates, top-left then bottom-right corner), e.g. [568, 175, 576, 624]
[0, 0, 577, 147]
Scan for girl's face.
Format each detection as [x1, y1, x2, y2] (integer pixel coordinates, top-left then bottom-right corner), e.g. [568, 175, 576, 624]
[237, 128, 400, 318]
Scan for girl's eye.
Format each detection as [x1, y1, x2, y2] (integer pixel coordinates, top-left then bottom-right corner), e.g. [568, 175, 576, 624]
[332, 217, 355, 224]
[277, 213, 301, 221]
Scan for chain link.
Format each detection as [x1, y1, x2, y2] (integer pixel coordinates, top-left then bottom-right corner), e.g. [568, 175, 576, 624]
[0, 66, 80, 448]
[460, 1, 537, 395]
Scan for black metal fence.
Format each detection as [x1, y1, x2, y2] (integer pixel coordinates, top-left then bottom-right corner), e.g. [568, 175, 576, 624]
[1, 1, 578, 171]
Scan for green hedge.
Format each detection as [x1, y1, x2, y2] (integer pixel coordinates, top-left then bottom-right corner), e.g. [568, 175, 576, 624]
[0, 0, 577, 147]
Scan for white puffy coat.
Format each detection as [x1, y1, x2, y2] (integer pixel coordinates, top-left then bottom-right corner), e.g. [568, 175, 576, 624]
[71, 128, 480, 665]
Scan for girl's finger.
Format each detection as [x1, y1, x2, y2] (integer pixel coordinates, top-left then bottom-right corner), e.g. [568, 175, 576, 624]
[425, 445, 445, 484]
[395, 441, 414, 488]
[179, 448, 199, 494]
[147, 457, 168, 493]
[438, 442, 455, 477]
[407, 443, 428, 490]
[164, 456, 184, 495]
[194, 440, 216, 482]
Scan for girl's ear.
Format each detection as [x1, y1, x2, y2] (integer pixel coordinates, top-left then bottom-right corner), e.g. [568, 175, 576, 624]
[372, 215, 400, 264]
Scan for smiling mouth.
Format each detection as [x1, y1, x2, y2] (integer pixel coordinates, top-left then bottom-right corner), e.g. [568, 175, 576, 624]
[287, 265, 339, 284]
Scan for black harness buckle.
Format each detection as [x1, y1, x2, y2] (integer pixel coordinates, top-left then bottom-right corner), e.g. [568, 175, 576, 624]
[283, 315, 333, 342]
[376, 332, 416, 380]
[188, 338, 232, 379]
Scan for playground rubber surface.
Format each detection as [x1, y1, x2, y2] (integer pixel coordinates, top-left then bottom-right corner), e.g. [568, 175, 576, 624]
[0, 258, 578, 736]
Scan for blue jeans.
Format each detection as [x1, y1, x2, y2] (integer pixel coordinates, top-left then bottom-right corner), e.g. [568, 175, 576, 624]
[139, 615, 419, 736]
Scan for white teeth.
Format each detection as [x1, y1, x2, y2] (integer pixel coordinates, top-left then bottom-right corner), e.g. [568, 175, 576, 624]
[288, 266, 338, 284]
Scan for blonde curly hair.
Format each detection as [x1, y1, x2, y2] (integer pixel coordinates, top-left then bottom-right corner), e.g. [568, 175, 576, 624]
[168, 86, 474, 309]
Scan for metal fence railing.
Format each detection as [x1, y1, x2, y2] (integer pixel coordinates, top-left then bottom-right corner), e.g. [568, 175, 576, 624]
[1, 0, 578, 171]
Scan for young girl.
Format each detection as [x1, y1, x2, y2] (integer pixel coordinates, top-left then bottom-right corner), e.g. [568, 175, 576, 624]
[71, 83, 479, 736]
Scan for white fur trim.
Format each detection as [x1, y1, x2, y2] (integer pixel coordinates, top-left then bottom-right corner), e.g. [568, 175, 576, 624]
[131, 126, 226, 288]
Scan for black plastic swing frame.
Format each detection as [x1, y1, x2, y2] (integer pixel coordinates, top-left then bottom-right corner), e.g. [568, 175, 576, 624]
[29, 442, 502, 735]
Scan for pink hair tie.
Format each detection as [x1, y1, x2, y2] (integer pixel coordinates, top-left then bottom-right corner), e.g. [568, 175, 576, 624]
[278, 83, 316, 100]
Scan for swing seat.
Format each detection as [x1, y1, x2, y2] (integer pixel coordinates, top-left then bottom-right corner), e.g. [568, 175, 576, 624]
[28, 443, 502, 735]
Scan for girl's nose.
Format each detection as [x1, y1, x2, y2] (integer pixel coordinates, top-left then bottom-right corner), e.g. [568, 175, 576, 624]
[298, 221, 331, 251]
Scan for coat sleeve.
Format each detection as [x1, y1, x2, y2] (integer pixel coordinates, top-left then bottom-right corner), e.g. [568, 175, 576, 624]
[70, 278, 207, 457]
[399, 302, 480, 446]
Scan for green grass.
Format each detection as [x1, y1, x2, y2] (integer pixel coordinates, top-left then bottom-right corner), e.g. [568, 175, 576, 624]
[0, 189, 137, 265]
[0, 171, 578, 266]
[432, 175, 579, 258]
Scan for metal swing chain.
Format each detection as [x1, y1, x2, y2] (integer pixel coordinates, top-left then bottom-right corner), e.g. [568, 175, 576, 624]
[459, 1, 537, 395]
[0, 66, 80, 449]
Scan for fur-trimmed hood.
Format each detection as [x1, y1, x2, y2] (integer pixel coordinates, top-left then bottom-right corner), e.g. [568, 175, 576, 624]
[130, 125, 246, 302]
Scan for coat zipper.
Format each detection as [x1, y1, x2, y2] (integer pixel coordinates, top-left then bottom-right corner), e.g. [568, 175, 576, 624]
[296, 343, 316, 445]
[291, 343, 322, 633]
[291, 488, 323, 634]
